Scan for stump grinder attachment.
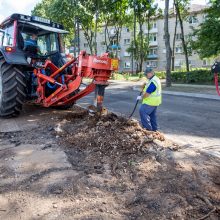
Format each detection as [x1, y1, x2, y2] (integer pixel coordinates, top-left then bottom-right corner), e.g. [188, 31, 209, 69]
[33, 51, 119, 111]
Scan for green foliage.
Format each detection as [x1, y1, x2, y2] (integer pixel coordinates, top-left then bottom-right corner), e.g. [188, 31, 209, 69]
[111, 69, 215, 84]
[192, 0, 220, 58]
[126, 35, 149, 62]
[156, 71, 166, 79]
[171, 69, 214, 84]
[31, 0, 53, 18]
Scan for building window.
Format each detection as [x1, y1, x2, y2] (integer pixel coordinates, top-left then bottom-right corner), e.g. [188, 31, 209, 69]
[175, 59, 184, 67]
[175, 46, 183, 53]
[202, 59, 211, 66]
[152, 21, 157, 29]
[124, 39, 130, 45]
[189, 60, 195, 66]
[189, 15, 198, 24]
[150, 33, 157, 42]
[146, 61, 157, 68]
[84, 43, 88, 48]
[176, 33, 182, 41]
[124, 62, 131, 69]
[110, 28, 116, 35]
[203, 14, 207, 21]
[125, 27, 130, 32]
[203, 59, 207, 66]
[149, 48, 157, 55]
[124, 51, 130, 57]
[110, 39, 117, 45]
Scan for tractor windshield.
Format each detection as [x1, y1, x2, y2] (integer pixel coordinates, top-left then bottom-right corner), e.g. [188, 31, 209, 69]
[38, 33, 59, 54]
[21, 32, 59, 55]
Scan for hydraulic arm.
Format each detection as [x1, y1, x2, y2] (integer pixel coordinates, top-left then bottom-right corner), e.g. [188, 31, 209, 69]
[33, 51, 119, 110]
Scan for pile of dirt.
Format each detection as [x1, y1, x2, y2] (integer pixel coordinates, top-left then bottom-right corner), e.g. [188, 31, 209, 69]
[60, 108, 167, 154]
[52, 106, 220, 220]
[1, 105, 218, 219]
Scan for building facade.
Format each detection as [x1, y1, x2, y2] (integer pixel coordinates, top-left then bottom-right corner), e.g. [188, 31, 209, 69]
[79, 4, 212, 72]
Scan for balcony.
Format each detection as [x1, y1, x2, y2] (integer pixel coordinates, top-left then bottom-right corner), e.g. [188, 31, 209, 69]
[109, 29, 117, 37]
[144, 28, 158, 34]
[147, 54, 158, 59]
[111, 44, 121, 50]
[149, 41, 158, 46]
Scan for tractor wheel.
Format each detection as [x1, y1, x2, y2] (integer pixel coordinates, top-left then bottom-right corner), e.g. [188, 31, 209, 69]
[0, 57, 26, 117]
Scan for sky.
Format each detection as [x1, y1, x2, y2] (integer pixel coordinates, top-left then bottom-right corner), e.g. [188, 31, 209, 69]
[0, 0, 207, 24]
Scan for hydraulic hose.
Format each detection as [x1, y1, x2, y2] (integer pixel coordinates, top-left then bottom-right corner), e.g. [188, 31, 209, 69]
[214, 73, 220, 96]
[128, 91, 142, 119]
[211, 62, 220, 96]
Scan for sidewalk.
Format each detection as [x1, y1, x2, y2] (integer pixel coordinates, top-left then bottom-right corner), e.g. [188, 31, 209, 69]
[162, 90, 220, 100]
[109, 80, 220, 100]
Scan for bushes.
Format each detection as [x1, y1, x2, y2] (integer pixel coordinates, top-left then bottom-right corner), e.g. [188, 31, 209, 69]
[171, 69, 214, 84]
[156, 71, 166, 79]
[111, 72, 143, 81]
[112, 69, 217, 84]
[155, 69, 215, 84]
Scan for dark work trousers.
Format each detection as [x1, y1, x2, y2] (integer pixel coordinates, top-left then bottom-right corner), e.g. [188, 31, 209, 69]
[139, 104, 158, 131]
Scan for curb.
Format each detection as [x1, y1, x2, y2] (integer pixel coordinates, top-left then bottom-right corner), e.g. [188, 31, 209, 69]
[132, 86, 220, 100]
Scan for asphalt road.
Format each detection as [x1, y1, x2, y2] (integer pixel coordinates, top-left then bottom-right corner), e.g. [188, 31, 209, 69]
[79, 82, 220, 156]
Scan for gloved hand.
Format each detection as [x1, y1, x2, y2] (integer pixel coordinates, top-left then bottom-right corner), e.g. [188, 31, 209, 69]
[136, 95, 142, 101]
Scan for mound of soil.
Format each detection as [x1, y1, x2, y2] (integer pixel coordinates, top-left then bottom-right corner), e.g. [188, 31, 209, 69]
[0, 105, 219, 219]
[54, 106, 220, 220]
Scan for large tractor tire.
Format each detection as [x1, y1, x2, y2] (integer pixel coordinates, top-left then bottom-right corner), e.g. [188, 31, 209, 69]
[0, 57, 26, 117]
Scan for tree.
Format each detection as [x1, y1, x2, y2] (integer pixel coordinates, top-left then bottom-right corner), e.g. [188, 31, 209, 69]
[127, 35, 149, 73]
[32, 0, 77, 48]
[171, 6, 178, 71]
[128, 0, 157, 73]
[100, 0, 129, 57]
[192, 0, 220, 58]
[31, 0, 53, 18]
[174, 0, 190, 72]
[164, 0, 172, 87]
[32, 0, 97, 54]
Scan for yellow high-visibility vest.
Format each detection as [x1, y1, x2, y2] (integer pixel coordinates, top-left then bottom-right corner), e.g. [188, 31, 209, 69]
[142, 75, 162, 106]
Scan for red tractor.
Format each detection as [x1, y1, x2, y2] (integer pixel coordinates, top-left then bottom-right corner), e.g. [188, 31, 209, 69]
[0, 14, 118, 117]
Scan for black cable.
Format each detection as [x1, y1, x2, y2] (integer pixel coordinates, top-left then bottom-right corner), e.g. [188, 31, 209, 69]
[128, 90, 142, 119]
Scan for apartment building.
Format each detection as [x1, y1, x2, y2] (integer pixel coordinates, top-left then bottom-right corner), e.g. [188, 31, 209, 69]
[79, 4, 212, 72]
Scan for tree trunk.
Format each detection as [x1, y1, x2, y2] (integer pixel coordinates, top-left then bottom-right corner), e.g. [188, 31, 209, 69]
[94, 0, 99, 55]
[164, 0, 172, 87]
[74, 17, 77, 57]
[77, 17, 80, 53]
[175, 1, 189, 72]
[83, 27, 93, 54]
[172, 12, 178, 71]
[139, 19, 144, 72]
[133, 0, 137, 73]
[104, 23, 108, 51]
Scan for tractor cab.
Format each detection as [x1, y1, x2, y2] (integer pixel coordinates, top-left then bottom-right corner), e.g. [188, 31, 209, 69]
[0, 14, 68, 66]
[0, 14, 69, 117]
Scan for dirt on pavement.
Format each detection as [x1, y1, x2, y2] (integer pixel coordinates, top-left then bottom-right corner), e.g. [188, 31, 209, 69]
[0, 105, 219, 220]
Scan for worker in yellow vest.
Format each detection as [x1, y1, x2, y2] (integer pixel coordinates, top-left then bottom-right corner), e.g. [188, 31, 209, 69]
[137, 66, 162, 131]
